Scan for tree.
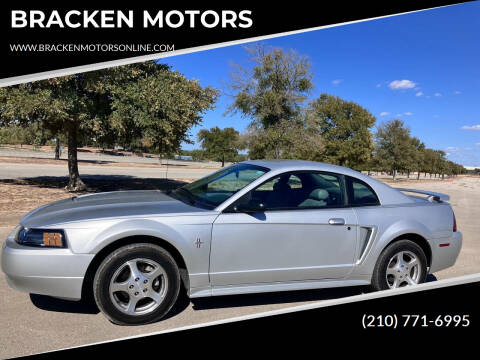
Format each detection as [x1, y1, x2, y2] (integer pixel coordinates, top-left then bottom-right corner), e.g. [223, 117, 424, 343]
[422, 148, 437, 178]
[197, 127, 243, 167]
[408, 136, 425, 179]
[107, 63, 218, 159]
[307, 94, 376, 169]
[0, 123, 40, 147]
[0, 77, 90, 190]
[240, 113, 324, 161]
[227, 44, 314, 158]
[0, 62, 218, 191]
[374, 119, 413, 180]
[435, 150, 448, 179]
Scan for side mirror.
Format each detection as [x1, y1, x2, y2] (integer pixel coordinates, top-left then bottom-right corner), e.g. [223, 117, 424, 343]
[233, 202, 266, 213]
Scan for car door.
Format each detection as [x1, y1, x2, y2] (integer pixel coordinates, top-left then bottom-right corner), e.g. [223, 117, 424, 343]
[210, 171, 358, 286]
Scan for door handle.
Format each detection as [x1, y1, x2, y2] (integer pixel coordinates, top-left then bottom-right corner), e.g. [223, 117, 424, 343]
[328, 218, 345, 225]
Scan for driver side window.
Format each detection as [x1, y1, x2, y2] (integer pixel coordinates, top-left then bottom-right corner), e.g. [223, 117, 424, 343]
[234, 171, 345, 211]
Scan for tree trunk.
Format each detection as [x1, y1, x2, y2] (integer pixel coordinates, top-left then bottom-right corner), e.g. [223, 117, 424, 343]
[65, 123, 86, 192]
[221, 153, 225, 167]
[392, 169, 396, 181]
[55, 138, 60, 160]
[417, 171, 420, 180]
[407, 170, 410, 179]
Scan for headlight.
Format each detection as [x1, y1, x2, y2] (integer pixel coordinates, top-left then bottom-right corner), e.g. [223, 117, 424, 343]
[16, 228, 66, 248]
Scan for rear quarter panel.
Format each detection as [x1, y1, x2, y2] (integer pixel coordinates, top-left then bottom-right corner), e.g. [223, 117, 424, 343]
[352, 202, 454, 277]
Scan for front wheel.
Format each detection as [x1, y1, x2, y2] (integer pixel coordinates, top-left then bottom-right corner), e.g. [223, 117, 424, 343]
[93, 243, 181, 325]
[371, 240, 428, 291]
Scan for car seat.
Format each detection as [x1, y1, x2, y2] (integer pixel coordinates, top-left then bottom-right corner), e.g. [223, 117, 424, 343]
[298, 188, 329, 208]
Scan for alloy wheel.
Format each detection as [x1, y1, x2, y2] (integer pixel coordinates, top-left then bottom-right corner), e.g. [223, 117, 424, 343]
[109, 258, 168, 315]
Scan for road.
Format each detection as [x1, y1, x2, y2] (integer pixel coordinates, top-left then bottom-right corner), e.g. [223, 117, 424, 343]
[0, 160, 478, 358]
[0, 162, 213, 181]
[0, 146, 223, 168]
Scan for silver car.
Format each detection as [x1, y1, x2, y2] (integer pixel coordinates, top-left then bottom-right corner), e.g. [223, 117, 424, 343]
[2, 160, 462, 325]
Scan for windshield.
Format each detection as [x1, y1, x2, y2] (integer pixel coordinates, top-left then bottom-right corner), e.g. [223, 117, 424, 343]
[172, 163, 269, 209]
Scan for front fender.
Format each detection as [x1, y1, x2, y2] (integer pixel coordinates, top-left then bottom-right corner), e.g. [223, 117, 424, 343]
[68, 217, 214, 290]
[87, 218, 186, 254]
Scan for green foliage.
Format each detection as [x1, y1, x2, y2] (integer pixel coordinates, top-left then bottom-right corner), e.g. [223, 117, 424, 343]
[197, 127, 243, 166]
[107, 63, 218, 155]
[180, 149, 207, 161]
[0, 44, 466, 183]
[228, 44, 313, 129]
[242, 117, 324, 161]
[0, 61, 218, 190]
[374, 120, 463, 179]
[307, 94, 376, 169]
[374, 120, 415, 178]
[227, 44, 317, 159]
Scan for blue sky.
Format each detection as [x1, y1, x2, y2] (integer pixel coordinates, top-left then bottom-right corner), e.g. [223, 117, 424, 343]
[161, 2, 480, 166]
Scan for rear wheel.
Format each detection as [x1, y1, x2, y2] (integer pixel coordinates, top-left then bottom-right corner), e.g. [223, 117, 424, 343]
[93, 243, 181, 325]
[371, 240, 427, 291]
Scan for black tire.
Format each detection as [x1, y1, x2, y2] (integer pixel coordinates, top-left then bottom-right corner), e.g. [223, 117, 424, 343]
[93, 243, 181, 325]
[370, 239, 428, 291]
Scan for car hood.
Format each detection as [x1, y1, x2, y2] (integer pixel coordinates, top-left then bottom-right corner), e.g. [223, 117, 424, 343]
[20, 190, 210, 228]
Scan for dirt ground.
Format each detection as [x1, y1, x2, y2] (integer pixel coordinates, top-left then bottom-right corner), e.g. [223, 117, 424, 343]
[0, 176, 188, 227]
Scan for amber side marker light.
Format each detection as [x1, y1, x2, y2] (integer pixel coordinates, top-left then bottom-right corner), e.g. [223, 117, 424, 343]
[43, 232, 63, 247]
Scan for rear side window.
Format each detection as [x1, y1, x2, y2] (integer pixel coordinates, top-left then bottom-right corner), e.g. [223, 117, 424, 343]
[346, 176, 380, 206]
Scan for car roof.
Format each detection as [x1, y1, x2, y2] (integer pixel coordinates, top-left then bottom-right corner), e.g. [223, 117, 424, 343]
[242, 159, 361, 176]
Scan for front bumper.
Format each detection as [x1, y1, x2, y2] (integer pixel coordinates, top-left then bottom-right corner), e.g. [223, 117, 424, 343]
[1, 238, 94, 300]
[429, 231, 463, 273]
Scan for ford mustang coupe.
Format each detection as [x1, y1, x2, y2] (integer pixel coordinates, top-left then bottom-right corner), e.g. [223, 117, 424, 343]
[2, 160, 462, 325]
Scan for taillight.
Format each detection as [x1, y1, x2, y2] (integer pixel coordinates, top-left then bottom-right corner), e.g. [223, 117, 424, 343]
[453, 213, 457, 232]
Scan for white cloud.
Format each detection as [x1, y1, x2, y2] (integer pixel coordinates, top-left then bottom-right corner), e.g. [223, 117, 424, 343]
[461, 125, 480, 131]
[434, 93, 442, 97]
[395, 112, 413, 117]
[415, 91, 423, 97]
[476, 143, 480, 147]
[380, 112, 390, 117]
[454, 90, 461, 94]
[388, 79, 416, 90]
[331, 79, 343, 85]
[376, 83, 381, 88]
